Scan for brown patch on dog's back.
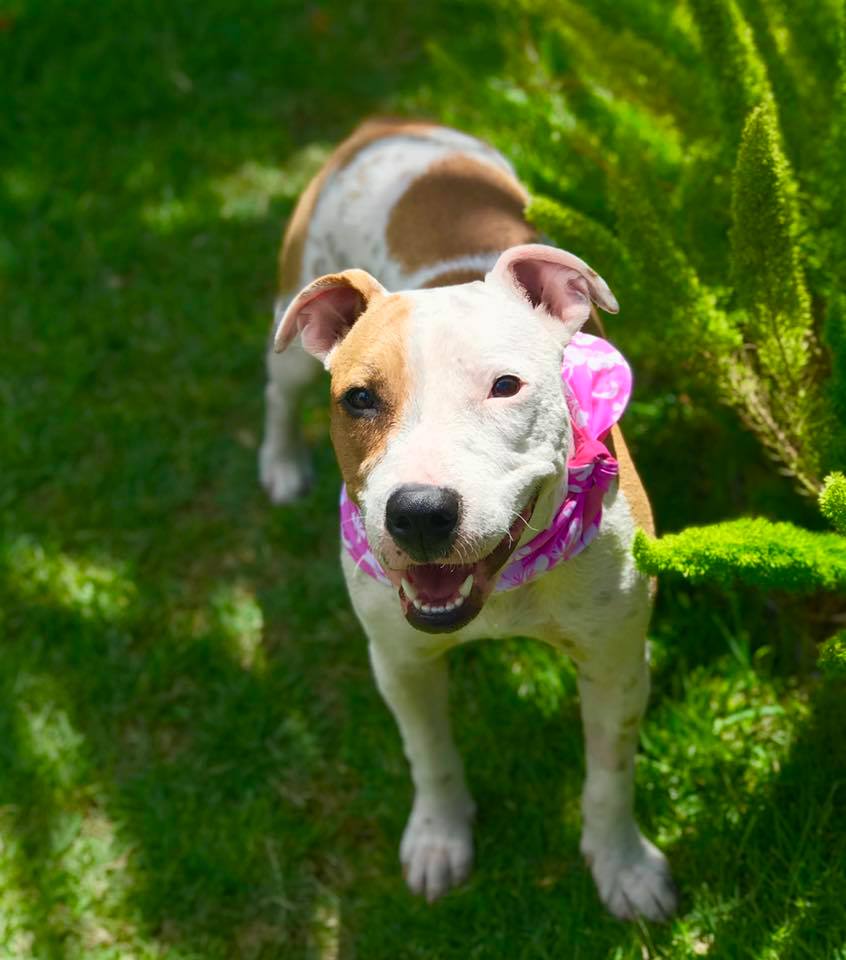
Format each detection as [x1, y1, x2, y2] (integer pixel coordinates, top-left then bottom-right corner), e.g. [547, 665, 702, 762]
[329, 294, 412, 503]
[387, 153, 537, 272]
[279, 117, 442, 294]
[421, 268, 486, 288]
[609, 425, 655, 538]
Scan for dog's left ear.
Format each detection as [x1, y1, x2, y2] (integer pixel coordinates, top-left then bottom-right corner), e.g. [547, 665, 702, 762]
[274, 269, 387, 361]
[488, 244, 619, 338]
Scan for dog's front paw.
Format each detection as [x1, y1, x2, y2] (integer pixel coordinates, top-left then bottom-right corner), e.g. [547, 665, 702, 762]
[582, 829, 677, 922]
[400, 796, 475, 903]
[259, 442, 311, 504]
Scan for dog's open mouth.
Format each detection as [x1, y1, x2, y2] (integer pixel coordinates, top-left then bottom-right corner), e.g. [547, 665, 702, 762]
[386, 498, 536, 634]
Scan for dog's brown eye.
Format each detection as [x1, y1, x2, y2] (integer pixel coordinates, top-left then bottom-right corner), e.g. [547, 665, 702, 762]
[342, 386, 378, 416]
[490, 375, 522, 398]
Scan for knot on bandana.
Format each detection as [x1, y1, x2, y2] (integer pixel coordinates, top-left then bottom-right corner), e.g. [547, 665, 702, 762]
[339, 332, 632, 591]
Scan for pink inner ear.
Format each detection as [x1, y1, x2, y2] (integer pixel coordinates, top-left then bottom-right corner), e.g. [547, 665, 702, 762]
[511, 259, 591, 327]
[297, 285, 366, 358]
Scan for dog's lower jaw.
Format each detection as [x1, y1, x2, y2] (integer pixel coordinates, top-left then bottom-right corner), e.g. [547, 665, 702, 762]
[389, 496, 538, 634]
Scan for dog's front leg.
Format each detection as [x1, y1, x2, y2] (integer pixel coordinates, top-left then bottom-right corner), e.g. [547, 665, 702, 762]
[368, 637, 475, 902]
[577, 649, 677, 921]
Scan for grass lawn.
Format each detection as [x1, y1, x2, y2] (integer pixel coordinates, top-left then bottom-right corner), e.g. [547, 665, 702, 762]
[2, 2, 845, 957]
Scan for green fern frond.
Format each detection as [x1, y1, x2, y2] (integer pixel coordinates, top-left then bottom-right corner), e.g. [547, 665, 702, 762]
[610, 175, 739, 362]
[688, 0, 770, 139]
[730, 100, 811, 373]
[823, 295, 846, 469]
[820, 473, 846, 534]
[632, 521, 846, 591]
[525, 195, 625, 275]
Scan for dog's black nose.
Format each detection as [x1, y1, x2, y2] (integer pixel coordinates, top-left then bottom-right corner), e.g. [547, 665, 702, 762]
[385, 484, 461, 561]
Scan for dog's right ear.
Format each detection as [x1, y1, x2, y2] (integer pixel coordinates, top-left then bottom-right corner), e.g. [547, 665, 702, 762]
[274, 270, 387, 362]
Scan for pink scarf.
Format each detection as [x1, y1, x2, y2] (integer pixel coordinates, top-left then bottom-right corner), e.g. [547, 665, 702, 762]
[339, 332, 632, 591]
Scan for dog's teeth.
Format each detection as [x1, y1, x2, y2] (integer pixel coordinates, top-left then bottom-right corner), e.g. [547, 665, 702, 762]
[453, 595, 464, 608]
[420, 603, 433, 613]
[401, 577, 418, 602]
[459, 575, 474, 598]
[432, 604, 444, 613]
[412, 598, 423, 611]
[444, 601, 455, 612]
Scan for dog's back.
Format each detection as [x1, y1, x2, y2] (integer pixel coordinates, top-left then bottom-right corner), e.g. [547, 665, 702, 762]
[279, 118, 537, 295]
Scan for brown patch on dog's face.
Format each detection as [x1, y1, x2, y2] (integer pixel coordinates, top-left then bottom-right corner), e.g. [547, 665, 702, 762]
[329, 294, 412, 503]
[386, 153, 537, 273]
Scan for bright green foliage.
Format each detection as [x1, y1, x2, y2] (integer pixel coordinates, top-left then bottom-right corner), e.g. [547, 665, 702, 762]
[633, 522, 846, 591]
[525, 194, 625, 275]
[833, 9, 846, 266]
[730, 101, 811, 366]
[688, 0, 770, 139]
[463, 0, 846, 498]
[819, 631, 846, 677]
[820, 472, 846, 534]
[607, 176, 741, 376]
[825, 294, 846, 470]
[728, 100, 820, 491]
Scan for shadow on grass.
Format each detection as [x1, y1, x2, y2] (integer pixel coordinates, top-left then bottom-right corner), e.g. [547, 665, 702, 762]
[3, 518, 844, 959]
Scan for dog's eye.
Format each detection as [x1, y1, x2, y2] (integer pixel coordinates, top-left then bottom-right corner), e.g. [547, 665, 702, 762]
[489, 375, 523, 399]
[342, 386, 378, 416]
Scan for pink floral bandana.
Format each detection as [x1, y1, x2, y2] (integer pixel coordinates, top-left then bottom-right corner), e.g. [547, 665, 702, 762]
[339, 332, 632, 591]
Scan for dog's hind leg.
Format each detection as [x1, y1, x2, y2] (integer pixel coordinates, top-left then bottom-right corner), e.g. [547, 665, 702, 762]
[576, 639, 678, 921]
[260, 324, 321, 504]
[368, 634, 475, 902]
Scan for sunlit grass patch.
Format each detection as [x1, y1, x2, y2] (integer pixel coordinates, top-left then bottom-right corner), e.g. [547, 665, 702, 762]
[1, 537, 136, 623]
[210, 582, 266, 672]
[214, 148, 329, 222]
[141, 145, 330, 234]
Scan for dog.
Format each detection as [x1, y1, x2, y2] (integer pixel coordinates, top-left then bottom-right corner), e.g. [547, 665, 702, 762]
[260, 118, 677, 921]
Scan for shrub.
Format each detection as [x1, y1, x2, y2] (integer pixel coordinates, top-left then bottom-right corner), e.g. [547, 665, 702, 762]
[409, 0, 846, 667]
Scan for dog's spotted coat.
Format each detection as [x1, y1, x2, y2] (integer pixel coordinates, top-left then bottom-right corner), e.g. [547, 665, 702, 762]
[261, 119, 677, 920]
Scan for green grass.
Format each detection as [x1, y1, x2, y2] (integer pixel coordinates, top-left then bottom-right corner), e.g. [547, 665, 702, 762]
[1, 2, 845, 957]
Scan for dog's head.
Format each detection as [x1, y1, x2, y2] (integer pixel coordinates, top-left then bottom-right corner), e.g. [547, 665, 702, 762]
[276, 244, 618, 633]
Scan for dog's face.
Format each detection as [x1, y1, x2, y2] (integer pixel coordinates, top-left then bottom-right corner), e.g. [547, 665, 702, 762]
[277, 245, 618, 633]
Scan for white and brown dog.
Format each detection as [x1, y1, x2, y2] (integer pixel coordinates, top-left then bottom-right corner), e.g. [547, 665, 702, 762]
[261, 118, 677, 920]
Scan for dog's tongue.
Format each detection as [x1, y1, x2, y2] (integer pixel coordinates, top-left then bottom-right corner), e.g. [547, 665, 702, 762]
[405, 563, 471, 602]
